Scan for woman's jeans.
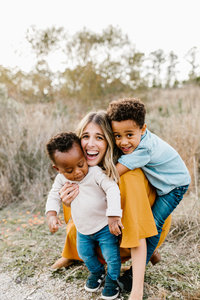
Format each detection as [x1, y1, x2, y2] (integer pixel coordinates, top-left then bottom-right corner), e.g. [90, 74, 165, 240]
[146, 185, 189, 264]
[77, 225, 121, 281]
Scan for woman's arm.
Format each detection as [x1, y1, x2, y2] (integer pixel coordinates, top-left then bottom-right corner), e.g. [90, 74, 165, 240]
[59, 182, 79, 207]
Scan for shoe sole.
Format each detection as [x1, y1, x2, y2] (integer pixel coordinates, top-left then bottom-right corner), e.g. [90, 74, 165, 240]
[101, 290, 120, 300]
[84, 277, 105, 292]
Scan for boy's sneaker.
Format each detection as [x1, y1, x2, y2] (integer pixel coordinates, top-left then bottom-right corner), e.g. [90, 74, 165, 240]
[117, 267, 132, 292]
[85, 270, 105, 292]
[101, 275, 120, 299]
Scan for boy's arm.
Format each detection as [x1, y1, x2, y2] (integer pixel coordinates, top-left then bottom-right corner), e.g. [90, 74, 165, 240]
[116, 162, 130, 176]
[46, 174, 65, 215]
[95, 168, 123, 235]
[45, 174, 66, 233]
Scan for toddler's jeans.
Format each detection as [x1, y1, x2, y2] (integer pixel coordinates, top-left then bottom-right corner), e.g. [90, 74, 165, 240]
[77, 225, 121, 281]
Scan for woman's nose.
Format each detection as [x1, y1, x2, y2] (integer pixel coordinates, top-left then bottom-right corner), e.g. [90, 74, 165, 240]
[87, 137, 95, 147]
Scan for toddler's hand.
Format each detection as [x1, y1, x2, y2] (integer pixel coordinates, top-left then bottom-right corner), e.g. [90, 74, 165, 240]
[47, 215, 62, 234]
[108, 216, 124, 236]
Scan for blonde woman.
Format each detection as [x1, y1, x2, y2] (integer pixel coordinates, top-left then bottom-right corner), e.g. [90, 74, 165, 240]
[47, 111, 171, 300]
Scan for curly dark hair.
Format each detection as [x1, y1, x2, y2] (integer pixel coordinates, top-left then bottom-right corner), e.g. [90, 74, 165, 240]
[46, 132, 81, 163]
[107, 97, 146, 128]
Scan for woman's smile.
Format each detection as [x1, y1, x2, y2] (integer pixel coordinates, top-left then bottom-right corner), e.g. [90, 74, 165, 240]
[81, 122, 107, 166]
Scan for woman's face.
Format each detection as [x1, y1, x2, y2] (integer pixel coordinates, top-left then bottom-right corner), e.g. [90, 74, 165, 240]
[80, 122, 108, 166]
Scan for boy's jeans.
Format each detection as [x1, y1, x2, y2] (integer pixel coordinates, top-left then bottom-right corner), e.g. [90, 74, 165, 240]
[77, 225, 121, 281]
[146, 185, 189, 264]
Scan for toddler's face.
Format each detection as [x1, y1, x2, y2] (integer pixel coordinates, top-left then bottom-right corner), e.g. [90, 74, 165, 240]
[53, 143, 88, 181]
[111, 119, 146, 154]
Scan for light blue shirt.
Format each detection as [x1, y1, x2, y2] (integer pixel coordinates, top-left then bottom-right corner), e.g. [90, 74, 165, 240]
[118, 129, 191, 195]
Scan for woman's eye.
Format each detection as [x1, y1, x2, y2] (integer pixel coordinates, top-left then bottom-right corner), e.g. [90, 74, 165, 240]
[97, 136, 103, 140]
[82, 134, 89, 139]
[127, 134, 133, 137]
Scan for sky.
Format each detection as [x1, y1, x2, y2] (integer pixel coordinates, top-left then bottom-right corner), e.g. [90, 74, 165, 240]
[0, 0, 199, 78]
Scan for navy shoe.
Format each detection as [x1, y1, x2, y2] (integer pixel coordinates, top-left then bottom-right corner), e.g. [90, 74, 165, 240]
[101, 275, 120, 299]
[117, 266, 132, 292]
[85, 270, 105, 292]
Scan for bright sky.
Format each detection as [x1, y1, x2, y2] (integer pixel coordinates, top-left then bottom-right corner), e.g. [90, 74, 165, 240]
[0, 0, 199, 78]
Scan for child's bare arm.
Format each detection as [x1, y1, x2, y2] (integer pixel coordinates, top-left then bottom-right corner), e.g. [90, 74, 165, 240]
[108, 216, 124, 236]
[116, 162, 130, 176]
[46, 211, 62, 234]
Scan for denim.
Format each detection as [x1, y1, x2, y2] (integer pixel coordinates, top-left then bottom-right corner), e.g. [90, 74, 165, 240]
[77, 225, 121, 281]
[146, 185, 189, 263]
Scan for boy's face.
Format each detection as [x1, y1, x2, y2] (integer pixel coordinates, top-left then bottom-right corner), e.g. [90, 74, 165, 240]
[111, 120, 146, 154]
[53, 143, 88, 181]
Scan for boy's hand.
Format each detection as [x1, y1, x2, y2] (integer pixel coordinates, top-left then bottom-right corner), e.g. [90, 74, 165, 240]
[46, 211, 62, 233]
[108, 216, 124, 236]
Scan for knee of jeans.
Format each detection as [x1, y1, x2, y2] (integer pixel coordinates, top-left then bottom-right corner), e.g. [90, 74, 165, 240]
[103, 247, 120, 264]
[154, 214, 165, 232]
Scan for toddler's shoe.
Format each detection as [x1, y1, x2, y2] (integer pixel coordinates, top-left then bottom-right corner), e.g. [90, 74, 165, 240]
[101, 275, 120, 299]
[85, 269, 105, 292]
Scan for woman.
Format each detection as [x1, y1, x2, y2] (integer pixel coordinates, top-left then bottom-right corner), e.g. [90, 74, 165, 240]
[49, 111, 171, 300]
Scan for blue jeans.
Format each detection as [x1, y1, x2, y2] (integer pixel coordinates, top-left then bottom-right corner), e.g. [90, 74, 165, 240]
[77, 225, 121, 281]
[146, 185, 189, 264]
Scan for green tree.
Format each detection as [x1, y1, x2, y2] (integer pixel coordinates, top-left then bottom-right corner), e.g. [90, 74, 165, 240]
[185, 47, 199, 82]
[149, 49, 166, 88]
[166, 51, 179, 88]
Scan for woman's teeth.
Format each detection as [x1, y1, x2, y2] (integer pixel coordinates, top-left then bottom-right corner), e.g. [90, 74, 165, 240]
[86, 151, 98, 157]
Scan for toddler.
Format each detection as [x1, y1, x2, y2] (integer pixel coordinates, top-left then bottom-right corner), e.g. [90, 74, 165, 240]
[45, 132, 123, 300]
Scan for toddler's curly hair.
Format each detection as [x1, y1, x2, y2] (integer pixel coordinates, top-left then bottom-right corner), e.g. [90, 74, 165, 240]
[46, 132, 81, 163]
[107, 97, 146, 128]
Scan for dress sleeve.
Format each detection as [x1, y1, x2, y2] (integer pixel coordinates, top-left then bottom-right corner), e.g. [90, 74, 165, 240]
[95, 169, 122, 217]
[118, 147, 151, 170]
[45, 174, 64, 215]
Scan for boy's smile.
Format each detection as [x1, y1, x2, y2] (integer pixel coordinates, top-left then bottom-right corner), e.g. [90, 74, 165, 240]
[111, 120, 146, 154]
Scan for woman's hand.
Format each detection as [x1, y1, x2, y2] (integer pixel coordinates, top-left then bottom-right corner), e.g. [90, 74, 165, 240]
[59, 182, 79, 207]
[108, 216, 124, 236]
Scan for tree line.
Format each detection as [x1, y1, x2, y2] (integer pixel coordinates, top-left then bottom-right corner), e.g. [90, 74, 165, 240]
[0, 25, 199, 104]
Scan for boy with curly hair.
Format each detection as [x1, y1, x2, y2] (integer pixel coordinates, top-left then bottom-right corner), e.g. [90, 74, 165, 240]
[107, 97, 190, 289]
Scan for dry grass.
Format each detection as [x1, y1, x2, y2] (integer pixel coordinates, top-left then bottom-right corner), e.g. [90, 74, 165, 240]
[0, 85, 199, 299]
[0, 193, 199, 299]
[0, 85, 199, 208]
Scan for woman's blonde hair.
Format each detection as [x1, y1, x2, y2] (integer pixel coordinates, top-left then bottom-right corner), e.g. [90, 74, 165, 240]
[76, 111, 119, 182]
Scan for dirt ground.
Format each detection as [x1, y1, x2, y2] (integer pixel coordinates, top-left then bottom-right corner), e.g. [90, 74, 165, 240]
[0, 196, 199, 300]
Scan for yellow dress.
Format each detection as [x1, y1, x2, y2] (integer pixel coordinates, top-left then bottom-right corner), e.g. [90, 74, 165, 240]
[61, 169, 171, 262]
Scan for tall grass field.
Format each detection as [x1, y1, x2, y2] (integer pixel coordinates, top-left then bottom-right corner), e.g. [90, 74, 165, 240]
[0, 85, 199, 299]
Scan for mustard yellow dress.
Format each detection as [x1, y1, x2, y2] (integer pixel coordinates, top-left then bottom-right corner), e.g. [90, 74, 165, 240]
[61, 169, 171, 262]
